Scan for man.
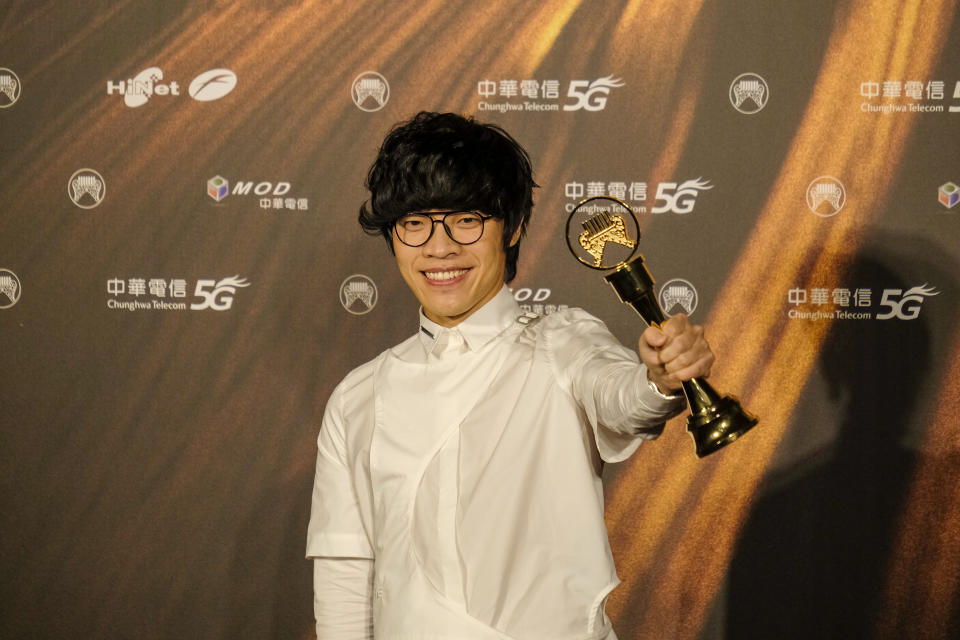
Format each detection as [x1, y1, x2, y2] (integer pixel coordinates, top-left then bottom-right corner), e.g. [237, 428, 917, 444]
[307, 112, 714, 639]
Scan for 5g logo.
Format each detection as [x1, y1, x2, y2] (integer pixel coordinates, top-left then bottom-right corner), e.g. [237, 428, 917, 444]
[190, 276, 250, 311]
[876, 284, 938, 320]
[651, 178, 714, 214]
[563, 76, 624, 111]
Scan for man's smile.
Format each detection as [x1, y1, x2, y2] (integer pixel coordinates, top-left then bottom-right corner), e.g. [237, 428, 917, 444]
[423, 268, 470, 283]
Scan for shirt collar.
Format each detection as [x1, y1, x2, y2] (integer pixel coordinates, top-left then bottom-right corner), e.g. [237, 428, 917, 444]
[418, 285, 520, 356]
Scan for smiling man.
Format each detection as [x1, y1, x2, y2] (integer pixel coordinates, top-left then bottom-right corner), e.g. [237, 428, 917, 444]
[306, 112, 715, 639]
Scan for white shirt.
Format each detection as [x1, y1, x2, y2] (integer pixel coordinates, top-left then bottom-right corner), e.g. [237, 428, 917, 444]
[307, 286, 683, 639]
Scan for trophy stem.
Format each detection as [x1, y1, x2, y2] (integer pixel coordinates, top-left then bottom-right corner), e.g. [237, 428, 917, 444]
[604, 256, 758, 457]
[604, 257, 664, 325]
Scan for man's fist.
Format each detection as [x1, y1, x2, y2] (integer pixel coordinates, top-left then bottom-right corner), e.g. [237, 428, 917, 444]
[638, 313, 714, 394]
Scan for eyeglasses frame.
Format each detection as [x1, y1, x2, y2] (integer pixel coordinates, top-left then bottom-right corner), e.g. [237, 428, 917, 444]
[393, 210, 495, 248]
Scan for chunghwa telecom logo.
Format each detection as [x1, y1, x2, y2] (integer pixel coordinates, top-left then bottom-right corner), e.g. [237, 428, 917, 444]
[107, 275, 250, 311]
[352, 71, 390, 112]
[0, 269, 21, 309]
[659, 279, 699, 317]
[340, 274, 378, 314]
[806, 176, 846, 217]
[788, 283, 938, 321]
[68, 169, 106, 209]
[478, 76, 624, 113]
[729, 73, 769, 114]
[0, 68, 21, 108]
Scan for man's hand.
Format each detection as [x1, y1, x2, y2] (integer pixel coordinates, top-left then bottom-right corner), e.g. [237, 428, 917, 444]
[638, 314, 715, 394]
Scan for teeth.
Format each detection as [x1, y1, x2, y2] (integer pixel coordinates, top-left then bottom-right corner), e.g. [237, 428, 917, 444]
[424, 269, 467, 281]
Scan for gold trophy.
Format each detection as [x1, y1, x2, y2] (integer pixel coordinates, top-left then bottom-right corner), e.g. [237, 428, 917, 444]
[565, 196, 757, 457]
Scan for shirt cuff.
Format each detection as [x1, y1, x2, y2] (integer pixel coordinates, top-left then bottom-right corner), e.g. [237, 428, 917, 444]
[647, 377, 683, 400]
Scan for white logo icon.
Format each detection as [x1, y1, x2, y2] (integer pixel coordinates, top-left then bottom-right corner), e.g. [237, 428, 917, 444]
[340, 275, 378, 314]
[0, 269, 21, 308]
[352, 71, 390, 112]
[651, 178, 713, 214]
[876, 284, 938, 320]
[189, 69, 237, 102]
[106, 67, 180, 108]
[729, 73, 769, 114]
[659, 279, 698, 317]
[190, 276, 250, 311]
[0, 68, 21, 108]
[806, 176, 846, 217]
[69, 169, 106, 209]
[563, 76, 624, 111]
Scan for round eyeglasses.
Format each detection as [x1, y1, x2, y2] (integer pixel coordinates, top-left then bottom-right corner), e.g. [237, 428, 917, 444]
[394, 210, 493, 247]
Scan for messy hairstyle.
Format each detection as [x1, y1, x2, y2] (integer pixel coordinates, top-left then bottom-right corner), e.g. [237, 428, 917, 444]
[358, 111, 536, 282]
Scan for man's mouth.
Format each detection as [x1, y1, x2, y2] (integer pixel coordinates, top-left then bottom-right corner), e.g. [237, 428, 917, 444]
[423, 268, 469, 282]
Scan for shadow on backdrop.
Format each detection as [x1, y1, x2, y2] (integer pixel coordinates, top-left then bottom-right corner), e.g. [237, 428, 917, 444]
[724, 232, 958, 639]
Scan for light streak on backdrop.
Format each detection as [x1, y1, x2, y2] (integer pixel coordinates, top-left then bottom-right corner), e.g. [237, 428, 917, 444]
[604, 0, 958, 637]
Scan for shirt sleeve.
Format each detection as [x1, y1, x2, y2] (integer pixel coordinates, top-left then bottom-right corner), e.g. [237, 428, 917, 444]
[306, 383, 375, 559]
[313, 557, 374, 639]
[545, 308, 685, 462]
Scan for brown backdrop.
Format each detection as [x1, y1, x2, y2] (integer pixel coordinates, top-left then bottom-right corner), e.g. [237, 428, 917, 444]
[2, 1, 959, 638]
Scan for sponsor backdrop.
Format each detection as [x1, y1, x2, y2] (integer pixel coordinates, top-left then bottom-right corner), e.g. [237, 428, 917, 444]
[2, 1, 959, 638]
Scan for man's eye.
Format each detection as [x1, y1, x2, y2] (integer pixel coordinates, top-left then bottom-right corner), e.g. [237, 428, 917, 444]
[455, 215, 482, 227]
[401, 218, 425, 229]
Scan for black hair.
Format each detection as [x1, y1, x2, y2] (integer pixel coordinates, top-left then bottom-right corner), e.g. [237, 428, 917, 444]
[358, 111, 536, 282]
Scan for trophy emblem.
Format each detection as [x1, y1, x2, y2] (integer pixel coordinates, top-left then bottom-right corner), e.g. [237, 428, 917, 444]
[565, 196, 757, 457]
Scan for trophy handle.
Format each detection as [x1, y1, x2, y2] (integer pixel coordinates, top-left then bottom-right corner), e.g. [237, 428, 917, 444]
[605, 258, 758, 457]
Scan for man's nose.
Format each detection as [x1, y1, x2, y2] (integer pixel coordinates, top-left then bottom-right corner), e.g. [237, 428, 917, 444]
[422, 219, 459, 256]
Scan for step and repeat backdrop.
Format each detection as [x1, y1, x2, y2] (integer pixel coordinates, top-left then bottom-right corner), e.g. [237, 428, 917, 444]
[2, 1, 959, 638]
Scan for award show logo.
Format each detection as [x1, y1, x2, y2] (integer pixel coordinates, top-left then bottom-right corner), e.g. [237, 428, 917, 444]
[806, 176, 846, 217]
[0, 68, 21, 108]
[0, 269, 21, 309]
[939, 182, 959, 209]
[108, 67, 237, 107]
[659, 279, 699, 317]
[188, 69, 238, 102]
[340, 275, 378, 314]
[352, 71, 389, 112]
[729, 73, 769, 114]
[69, 169, 106, 209]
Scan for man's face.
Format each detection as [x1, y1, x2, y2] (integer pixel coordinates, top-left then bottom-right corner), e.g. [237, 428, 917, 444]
[392, 210, 515, 327]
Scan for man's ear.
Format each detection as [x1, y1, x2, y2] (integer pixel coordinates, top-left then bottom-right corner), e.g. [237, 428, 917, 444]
[509, 224, 523, 247]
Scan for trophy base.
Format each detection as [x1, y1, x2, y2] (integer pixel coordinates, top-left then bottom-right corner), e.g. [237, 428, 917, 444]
[686, 395, 758, 458]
